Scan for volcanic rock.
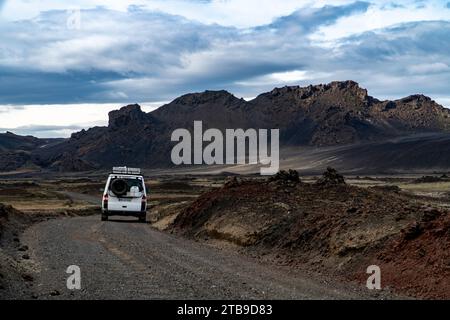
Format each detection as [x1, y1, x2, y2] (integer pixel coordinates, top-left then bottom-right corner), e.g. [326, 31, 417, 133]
[315, 167, 346, 186]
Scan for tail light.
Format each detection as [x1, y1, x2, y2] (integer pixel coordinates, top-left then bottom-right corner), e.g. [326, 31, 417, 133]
[141, 195, 147, 212]
[103, 194, 108, 209]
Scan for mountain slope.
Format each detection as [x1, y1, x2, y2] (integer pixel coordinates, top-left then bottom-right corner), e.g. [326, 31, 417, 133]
[5, 81, 450, 172]
[0, 132, 64, 171]
[0, 132, 47, 153]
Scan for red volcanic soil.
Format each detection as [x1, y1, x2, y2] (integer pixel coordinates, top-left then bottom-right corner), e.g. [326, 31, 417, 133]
[372, 211, 449, 299]
[171, 170, 450, 299]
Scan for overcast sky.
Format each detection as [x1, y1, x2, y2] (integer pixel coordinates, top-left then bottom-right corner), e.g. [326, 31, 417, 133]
[0, 0, 450, 137]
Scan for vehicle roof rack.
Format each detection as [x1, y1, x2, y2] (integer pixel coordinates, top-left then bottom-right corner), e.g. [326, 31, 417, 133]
[112, 166, 141, 175]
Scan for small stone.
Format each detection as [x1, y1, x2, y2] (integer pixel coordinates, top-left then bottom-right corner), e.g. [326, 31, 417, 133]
[50, 290, 61, 296]
[421, 208, 441, 222]
[224, 176, 242, 188]
[418, 248, 426, 257]
[315, 167, 346, 186]
[22, 274, 34, 282]
[18, 245, 28, 252]
[274, 202, 291, 211]
[269, 169, 301, 184]
[347, 207, 358, 214]
[403, 221, 423, 240]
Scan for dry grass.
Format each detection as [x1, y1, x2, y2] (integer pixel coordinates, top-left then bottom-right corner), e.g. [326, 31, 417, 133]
[398, 181, 450, 192]
[0, 180, 96, 213]
[4, 200, 95, 212]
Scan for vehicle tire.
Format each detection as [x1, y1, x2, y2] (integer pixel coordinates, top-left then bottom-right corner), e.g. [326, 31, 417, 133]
[111, 178, 128, 196]
[101, 213, 108, 221]
[139, 214, 146, 223]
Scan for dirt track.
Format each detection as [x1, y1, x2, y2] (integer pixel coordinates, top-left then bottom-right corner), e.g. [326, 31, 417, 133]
[16, 212, 392, 300]
[0, 191, 394, 300]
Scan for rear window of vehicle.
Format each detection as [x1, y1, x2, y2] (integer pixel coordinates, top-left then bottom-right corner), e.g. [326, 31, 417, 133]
[109, 177, 144, 192]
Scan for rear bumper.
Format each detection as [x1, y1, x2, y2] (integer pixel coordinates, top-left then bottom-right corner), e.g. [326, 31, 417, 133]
[102, 210, 146, 217]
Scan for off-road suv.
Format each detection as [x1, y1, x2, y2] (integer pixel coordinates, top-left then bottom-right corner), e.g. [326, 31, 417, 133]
[101, 167, 147, 222]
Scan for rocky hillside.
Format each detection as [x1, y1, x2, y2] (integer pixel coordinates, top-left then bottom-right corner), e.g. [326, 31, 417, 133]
[4, 81, 450, 171]
[151, 80, 450, 147]
[250, 82, 450, 145]
[169, 170, 450, 299]
[0, 132, 44, 153]
[0, 132, 63, 171]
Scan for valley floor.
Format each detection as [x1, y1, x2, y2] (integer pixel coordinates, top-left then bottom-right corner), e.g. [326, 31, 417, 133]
[0, 170, 449, 299]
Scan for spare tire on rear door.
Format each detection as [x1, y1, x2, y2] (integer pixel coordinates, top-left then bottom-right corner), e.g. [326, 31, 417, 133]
[111, 178, 128, 196]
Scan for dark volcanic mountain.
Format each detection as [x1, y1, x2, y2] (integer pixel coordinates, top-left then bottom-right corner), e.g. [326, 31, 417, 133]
[4, 81, 450, 172]
[0, 132, 63, 171]
[0, 131, 46, 152]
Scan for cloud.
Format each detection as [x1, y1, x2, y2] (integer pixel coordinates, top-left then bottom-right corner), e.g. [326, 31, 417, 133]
[262, 1, 370, 33]
[1, 124, 84, 132]
[325, 20, 450, 98]
[312, 0, 450, 42]
[0, 102, 161, 137]
[0, 7, 231, 103]
[0, 0, 350, 28]
[0, 2, 369, 104]
[408, 62, 449, 74]
[0, 124, 86, 138]
[0, 0, 449, 108]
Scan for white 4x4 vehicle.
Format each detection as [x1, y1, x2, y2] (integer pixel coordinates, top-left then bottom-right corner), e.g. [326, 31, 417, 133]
[101, 167, 147, 222]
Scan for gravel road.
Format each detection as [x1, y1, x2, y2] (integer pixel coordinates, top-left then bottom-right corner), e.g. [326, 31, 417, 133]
[19, 214, 385, 300]
[14, 192, 383, 300]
